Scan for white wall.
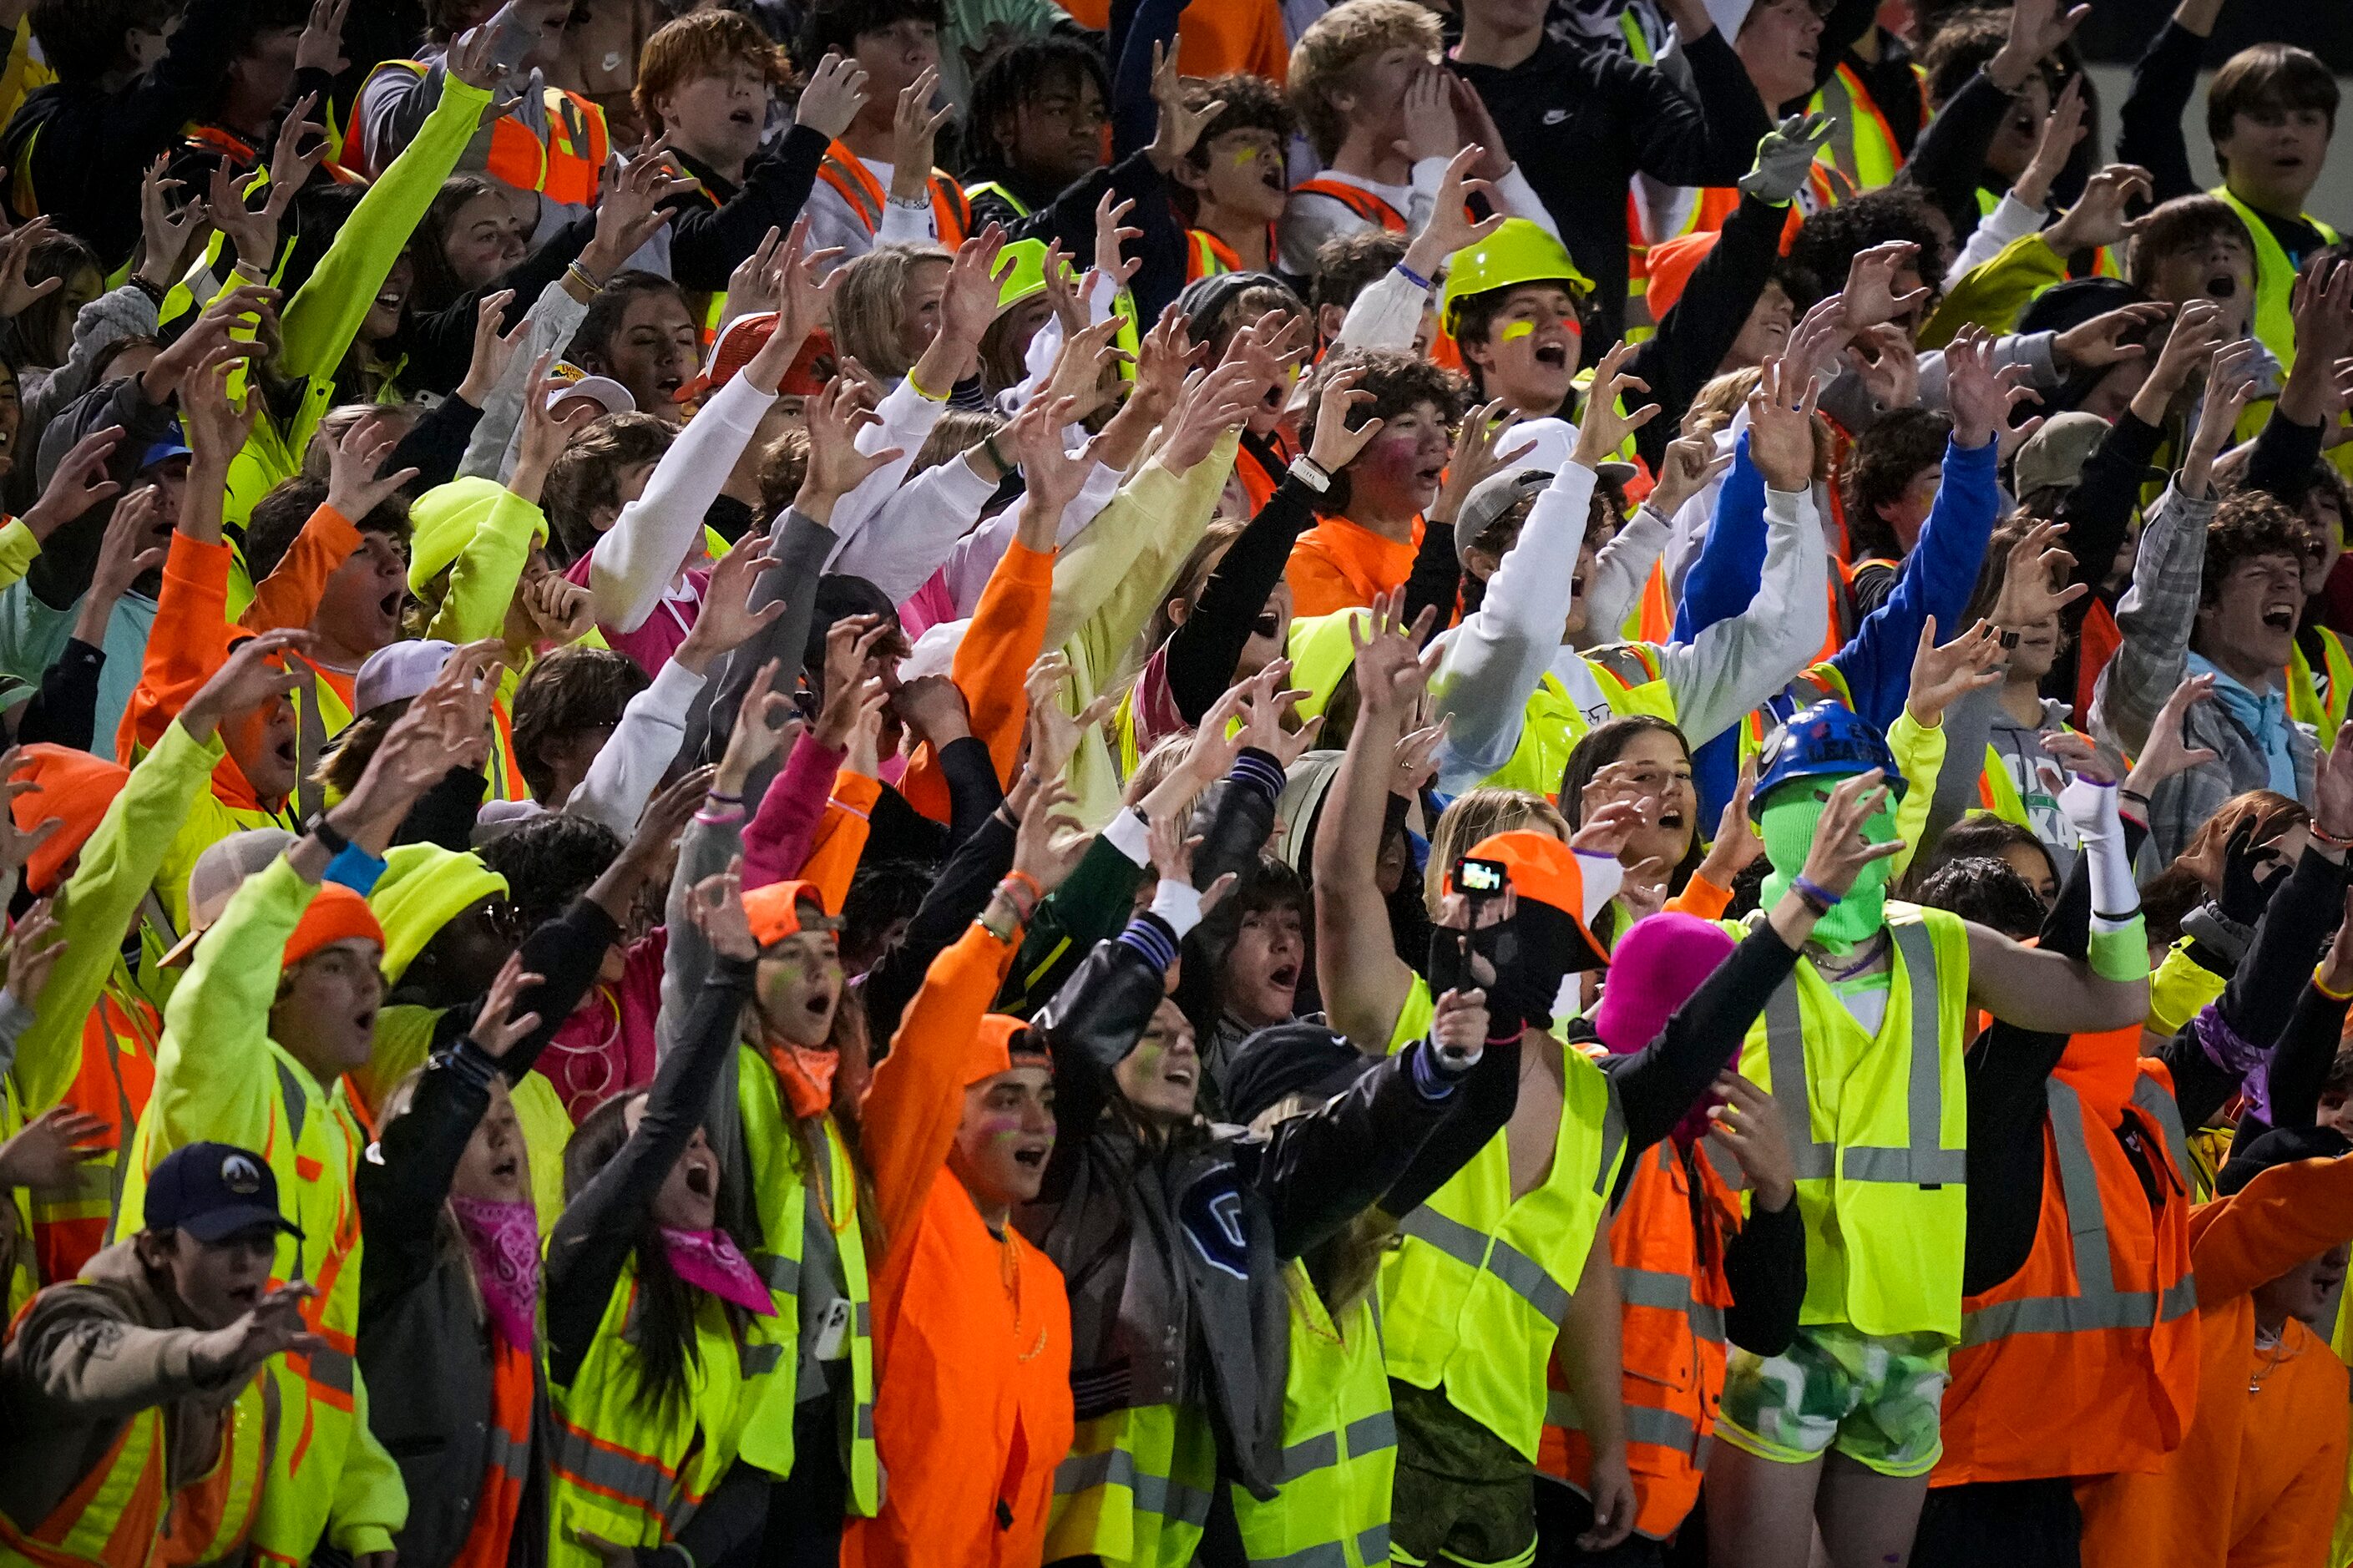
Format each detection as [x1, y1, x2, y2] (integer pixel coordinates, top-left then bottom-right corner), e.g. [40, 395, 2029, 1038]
[2081, 61, 2353, 225]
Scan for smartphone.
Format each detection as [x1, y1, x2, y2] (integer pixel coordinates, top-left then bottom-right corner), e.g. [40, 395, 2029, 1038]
[1455, 856, 1506, 899]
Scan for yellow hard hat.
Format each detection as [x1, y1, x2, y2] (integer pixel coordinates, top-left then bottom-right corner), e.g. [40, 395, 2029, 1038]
[994, 238, 1070, 315]
[1440, 219, 1591, 337]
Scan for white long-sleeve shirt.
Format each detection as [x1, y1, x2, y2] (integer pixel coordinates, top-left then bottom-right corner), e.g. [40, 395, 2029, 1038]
[561, 654, 707, 838]
[821, 375, 953, 569]
[802, 155, 939, 273]
[586, 369, 776, 632]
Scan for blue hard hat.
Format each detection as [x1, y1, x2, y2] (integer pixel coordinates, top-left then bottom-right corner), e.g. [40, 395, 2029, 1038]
[1755, 701, 1905, 803]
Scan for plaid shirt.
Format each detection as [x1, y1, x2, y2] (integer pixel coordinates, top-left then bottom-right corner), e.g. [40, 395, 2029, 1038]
[2090, 482, 2315, 863]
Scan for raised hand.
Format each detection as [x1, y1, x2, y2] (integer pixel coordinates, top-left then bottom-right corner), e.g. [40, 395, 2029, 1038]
[1158, 363, 1261, 473]
[1569, 793, 1653, 861]
[181, 629, 311, 744]
[1945, 325, 2037, 451]
[1571, 340, 1660, 468]
[1697, 751, 1766, 885]
[1091, 190, 1144, 296]
[686, 859, 758, 962]
[795, 51, 871, 142]
[2315, 717, 2353, 846]
[2135, 298, 2224, 417]
[2183, 338, 2262, 498]
[796, 370, 897, 523]
[1905, 615, 2005, 726]
[1708, 1071, 1794, 1210]
[136, 156, 205, 292]
[1345, 590, 1442, 714]
[1429, 399, 1535, 526]
[716, 659, 798, 790]
[1037, 316, 1128, 425]
[1841, 240, 1930, 331]
[22, 424, 124, 541]
[1392, 710, 1450, 797]
[814, 615, 896, 751]
[325, 410, 418, 521]
[1402, 144, 1505, 280]
[1306, 365, 1382, 473]
[1145, 38, 1222, 171]
[1739, 111, 1837, 205]
[2053, 299, 2172, 373]
[1744, 352, 1819, 492]
[1990, 0, 2092, 93]
[2123, 673, 2220, 802]
[454, 289, 532, 407]
[2045, 163, 2156, 255]
[676, 530, 783, 673]
[189, 1282, 327, 1384]
[1428, 986, 1491, 1066]
[1010, 392, 1091, 525]
[1010, 767, 1090, 896]
[1990, 519, 2087, 630]
[2011, 72, 2086, 211]
[887, 67, 954, 201]
[584, 142, 694, 279]
[1394, 64, 1464, 165]
[1024, 651, 1125, 780]
[1843, 322, 1921, 413]
[1236, 660, 1323, 766]
[3, 894, 63, 1009]
[1779, 293, 1850, 400]
[468, 952, 544, 1058]
[83, 486, 167, 620]
[509, 353, 584, 504]
[296, 0, 352, 74]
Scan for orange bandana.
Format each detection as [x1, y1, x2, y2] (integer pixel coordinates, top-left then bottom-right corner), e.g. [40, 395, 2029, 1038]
[767, 1042, 837, 1120]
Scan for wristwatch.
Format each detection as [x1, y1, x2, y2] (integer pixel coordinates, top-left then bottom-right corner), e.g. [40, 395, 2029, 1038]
[1288, 455, 1333, 493]
[306, 812, 352, 857]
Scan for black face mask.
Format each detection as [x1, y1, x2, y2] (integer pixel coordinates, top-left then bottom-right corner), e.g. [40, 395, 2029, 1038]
[1428, 912, 1571, 1043]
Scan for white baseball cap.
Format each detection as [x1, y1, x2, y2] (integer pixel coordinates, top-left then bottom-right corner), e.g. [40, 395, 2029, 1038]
[352, 639, 458, 718]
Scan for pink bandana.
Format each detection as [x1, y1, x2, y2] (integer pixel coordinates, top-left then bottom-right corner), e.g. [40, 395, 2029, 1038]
[448, 1195, 540, 1350]
[660, 1227, 778, 1317]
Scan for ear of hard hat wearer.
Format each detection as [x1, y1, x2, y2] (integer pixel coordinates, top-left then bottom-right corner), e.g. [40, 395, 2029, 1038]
[11, 745, 130, 895]
[744, 879, 833, 949]
[1455, 829, 1610, 968]
[1439, 219, 1592, 337]
[1754, 701, 1906, 806]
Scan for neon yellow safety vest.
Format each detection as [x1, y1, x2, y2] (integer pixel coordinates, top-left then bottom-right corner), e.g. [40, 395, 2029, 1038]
[1048, 1403, 1217, 1568]
[1479, 644, 1679, 799]
[1735, 904, 1971, 1341]
[732, 1048, 881, 1512]
[1379, 979, 1629, 1461]
[1286, 609, 1375, 722]
[1232, 1265, 1396, 1568]
[2212, 186, 2340, 375]
[546, 1252, 792, 1568]
[1807, 61, 1919, 194]
[961, 180, 1033, 220]
[2289, 624, 2353, 746]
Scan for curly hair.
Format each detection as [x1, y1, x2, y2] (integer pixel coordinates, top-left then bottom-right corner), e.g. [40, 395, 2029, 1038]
[1784, 188, 1951, 310]
[966, 35, 1109, 168]
[1186, 71, 1297, 166]
[1286, 0, 1440, 163]
[509, 646, 652, 801]
[1842, 409, 1952, 560]
[1914, 854, 2046, 939]
[1296, 347, 1466, 454]
[478, 812, 625, 933]
[2201, 490, 2316, 608]
[635, 8, 790, 134]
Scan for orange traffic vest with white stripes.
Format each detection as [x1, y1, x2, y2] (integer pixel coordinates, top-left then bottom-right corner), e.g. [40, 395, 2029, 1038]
[0, 1310, 274, 1568]
[1290, 179, 1406, 234]
[1933, 1058, 2199, 1486]
[347, 63, 609, 206]
[1539, 1137, 1740, 1540]
[30, 978, 161, 1287]
[816, 144, 970, 247]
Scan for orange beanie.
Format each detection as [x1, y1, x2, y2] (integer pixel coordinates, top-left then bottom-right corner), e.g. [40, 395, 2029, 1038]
[13, 745, 131, 894]
[284, 884, 386, 968]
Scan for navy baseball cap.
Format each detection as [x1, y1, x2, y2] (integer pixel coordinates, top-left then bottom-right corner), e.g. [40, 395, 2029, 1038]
[144, 1142, 303, 1244]
[140, 422, 193, 473]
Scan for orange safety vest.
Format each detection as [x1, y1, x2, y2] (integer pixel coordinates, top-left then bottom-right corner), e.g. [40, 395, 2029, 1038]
[1186, 227, 1260, 281]
[1289, 178, 1407, 234]
[448, 1336, 534, 1568]
[347, 63, 607, 206]
[1933, 1056, 2200, 1486]
[815, 144, 970, 248]
[29, 984, 162, 1287]
[0, 1299, 275, 1568]
[1539, 1138, 1740, 1540]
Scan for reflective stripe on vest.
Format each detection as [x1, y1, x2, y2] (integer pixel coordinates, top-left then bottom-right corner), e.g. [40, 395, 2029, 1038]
[1809, 62, 1910, 193]
[2213, 185, 2340, 373]
[1290, 180, 1406, 234]
[1379, 1006, 1628, 1462]
[961, 179, 1032, 219]
[818, 147, 969, 246]
[1047, 1404, 1219, 1564]
[0, 1408, 166, 1568]
[1234, 1267, 1397, 1567]
[1054, 1445, 1216, 1523]
[1187, 228, 1238, 281]
[2289, 625, 2353, 743]
[1479, 645, 1677, 800]
[1959, 1078, 2199, 1346]
[1740, 907, 1971, 1339]
[1762, 920, 1964, 1186]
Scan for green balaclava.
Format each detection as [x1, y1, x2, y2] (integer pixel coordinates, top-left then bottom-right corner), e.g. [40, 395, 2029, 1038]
[1758, 776, 1900, 953]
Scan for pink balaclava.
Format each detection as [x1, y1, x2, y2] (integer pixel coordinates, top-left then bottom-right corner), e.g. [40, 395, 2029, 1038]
[1592, 913, 1739, 1143]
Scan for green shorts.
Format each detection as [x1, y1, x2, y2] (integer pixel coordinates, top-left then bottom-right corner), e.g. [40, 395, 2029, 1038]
[1713, 1323, 1951, 1479]
[1389, 1381, 1538, 1567]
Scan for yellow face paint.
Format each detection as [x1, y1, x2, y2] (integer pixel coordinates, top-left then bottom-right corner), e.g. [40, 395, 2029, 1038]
[1231, 144, 1260, 168]
[1500, 321, 1536, 342]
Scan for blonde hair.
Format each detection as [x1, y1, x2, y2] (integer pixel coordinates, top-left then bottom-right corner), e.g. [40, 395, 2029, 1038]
[1250, 1091, 1395, 1316]
[1287, 0, 1442, 163]
[1689, 367, 1762, 427]
[1423, 787, 1566, 914]
[829, 243, 951, 382]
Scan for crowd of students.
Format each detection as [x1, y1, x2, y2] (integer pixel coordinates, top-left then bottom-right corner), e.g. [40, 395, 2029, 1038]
[0, 0, 2346, 1564]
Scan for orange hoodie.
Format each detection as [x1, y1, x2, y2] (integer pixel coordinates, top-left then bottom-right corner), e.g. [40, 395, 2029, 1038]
[898, 539, 1054, 824]
[2077, 1151, 2353, 1568]
[844, 923, 1071, 1568]
[1284, 514, 1422, 620]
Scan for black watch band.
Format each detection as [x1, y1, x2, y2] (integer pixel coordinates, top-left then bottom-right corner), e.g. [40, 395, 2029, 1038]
[306, 812, 352, 857]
